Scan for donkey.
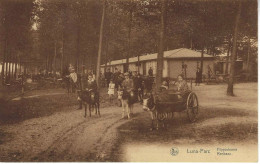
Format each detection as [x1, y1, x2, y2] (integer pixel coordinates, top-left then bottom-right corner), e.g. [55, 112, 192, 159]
[78, 90, 100, 117]
[118, 89, 136, 119]
[142, 92, 175, 130]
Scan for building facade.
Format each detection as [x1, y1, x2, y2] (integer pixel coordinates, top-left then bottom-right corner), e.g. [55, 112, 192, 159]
[101, 48, 215, 79]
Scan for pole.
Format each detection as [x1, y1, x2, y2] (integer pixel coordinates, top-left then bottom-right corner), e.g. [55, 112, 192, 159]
[156, 0, 166, 91]
[96, 0, 106, 88]
[227, 1, 242, 96]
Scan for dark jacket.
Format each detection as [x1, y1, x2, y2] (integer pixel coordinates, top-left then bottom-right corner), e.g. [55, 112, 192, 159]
[134, 76, 143, 90]
[196, 70, 202, 83]
[86, 80, 98, 92]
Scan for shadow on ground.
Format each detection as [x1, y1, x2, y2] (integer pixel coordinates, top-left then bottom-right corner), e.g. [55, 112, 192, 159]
[113, 105, 257, 161]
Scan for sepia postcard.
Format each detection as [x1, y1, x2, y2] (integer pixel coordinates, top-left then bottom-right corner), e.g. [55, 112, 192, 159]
[0, 0, 258, 162]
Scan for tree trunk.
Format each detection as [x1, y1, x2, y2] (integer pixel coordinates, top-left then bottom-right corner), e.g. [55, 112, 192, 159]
[1, 35, 7, 85]
[14, 56, 17, 79]
[19, 56, 21, 75]
[76, 24, 81, 73]
[53, 41, 57, 73]
[61, 33, 64, 75]
[5, 57, 8, 78]
[156, 0, 166, 91]
[96, 0, 106, 88]
[12, 60, 14, 79]
[8, 49, 11, 78]
[137, 55, 140, 73]
[104, 36, 109, 73]
[227, 1, 242, 96]
[190, 37, 193, 49]
[246, 36, 250, 72]
[200, 48, 204, 76]
[225, 36, 232, 75]
[46, 54, 49, 72]
[1, 60, 5, 85]
[246, 36, 251, 81]
[126, 0, 133, 73]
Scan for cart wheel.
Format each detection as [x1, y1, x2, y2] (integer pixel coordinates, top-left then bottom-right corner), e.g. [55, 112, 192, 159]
[186, 92, 199, 122]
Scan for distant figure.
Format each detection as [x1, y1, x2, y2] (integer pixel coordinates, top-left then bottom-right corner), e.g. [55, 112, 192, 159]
[105, 68, 113, 87]
[78, 69, 88, 110]
[113, 68, 120, 90]
[133, 73, 144, 102]
[108, 80, 115, 103]
[128, 71, 132, 78]
[68, 64, 74, 73]
[117, 72, 125, 88]
[148, 67, 153, 77]
[144, 76, 153, 93]
[69, 68, 79, 93]
[207, 65, 211, 79]
[195, 68, 202, 86]
[121, 72, 134, 119]
[160, 81, 169, 92]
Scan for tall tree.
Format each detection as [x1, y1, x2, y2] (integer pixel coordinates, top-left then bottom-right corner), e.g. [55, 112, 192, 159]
[156, 0, 166, 91]
[225, 35, 232, 75]
[96, 0, 106, 88]
[227, 1, 242, 96]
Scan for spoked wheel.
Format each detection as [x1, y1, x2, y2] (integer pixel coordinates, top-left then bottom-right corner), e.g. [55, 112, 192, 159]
[186, 92, 199, 122]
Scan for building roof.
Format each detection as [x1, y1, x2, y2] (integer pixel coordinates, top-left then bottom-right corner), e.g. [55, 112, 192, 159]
[102, 48, 214, 66]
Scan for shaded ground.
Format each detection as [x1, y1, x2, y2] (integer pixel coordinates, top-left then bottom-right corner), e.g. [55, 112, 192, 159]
[0, 83, 257, 162]
[115, 83, 258, 162]
[0, 89, 78, 125]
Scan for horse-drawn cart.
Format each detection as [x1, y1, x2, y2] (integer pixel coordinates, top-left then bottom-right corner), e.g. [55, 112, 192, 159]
[157, 90, 198, 121]
[143, 89, 199, 129]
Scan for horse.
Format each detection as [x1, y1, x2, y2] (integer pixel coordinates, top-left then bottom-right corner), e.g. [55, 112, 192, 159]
[78, 89, 100, 117]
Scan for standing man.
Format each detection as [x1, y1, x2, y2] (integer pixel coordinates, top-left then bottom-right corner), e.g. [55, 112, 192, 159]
[121, 72, 134, 119]
[69, 67, 78, 93]
[136, 73, 144, 103]
[195, 68, 202, 86]
[113, 67, 120, 90]
[105, 68, 113, 87]
[144, 75, 153, 93]
[132, 71, 139, 103]
[148, 67, 153, 77]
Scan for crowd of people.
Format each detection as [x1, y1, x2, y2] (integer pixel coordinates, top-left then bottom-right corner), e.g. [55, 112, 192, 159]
[103, 68, 154, 102]
[60, 64, 191, 120]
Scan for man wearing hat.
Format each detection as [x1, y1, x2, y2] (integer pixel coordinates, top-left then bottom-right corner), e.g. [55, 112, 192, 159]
[121, 72, 134, 119]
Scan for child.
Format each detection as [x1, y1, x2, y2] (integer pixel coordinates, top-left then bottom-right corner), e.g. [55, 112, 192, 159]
[160, 81, 169, 91]
[108, 80, 115, 103]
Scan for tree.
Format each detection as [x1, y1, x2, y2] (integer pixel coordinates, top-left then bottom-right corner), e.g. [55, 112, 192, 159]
[227, 1, 242, 96]
[0, 0, 34, 84]
[96, 0, 106, 88]
[156, 0, 166, 91]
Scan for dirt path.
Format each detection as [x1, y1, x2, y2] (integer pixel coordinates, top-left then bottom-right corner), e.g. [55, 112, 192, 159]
[0, 102, 143, 162]
[115, 83, 258, 162]
[0, 83, 258, 162]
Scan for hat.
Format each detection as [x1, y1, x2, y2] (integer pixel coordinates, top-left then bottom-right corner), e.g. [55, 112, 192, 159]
[124, 72, 129, 76]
